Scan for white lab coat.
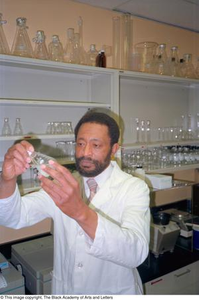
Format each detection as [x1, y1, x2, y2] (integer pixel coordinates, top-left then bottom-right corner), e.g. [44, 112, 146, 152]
[0, 161, 150, 295]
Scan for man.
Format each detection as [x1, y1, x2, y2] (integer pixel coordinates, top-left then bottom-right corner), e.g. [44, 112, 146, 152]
[0, 111, 150, 295]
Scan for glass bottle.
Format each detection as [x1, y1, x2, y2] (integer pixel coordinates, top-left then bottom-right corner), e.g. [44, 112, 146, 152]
[169, 46, 182, 77]
[33, 30, 49, 60]
[2, 117, 12, 136]
[11, 17, 33, 58]
[13, 117, 23, 135]
[96, 50, 106, 68]
[181, 54, 196, 79]
[154, 44, 170, 75]
[27, 151, 56, 177]
[64, 28, 75, 63]
[48, 35, 64, 62]
[87, 44, 98, 66]
[0, 13, 10, 55]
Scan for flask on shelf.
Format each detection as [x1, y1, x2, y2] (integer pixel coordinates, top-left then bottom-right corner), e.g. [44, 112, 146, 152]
[27, 151, 56, 177]
[48, 35, 64, 62]
[13, 117, 23, 135]
[11, 17, 33, 58]
[64, 28, 75, 63]
[121, 14, 133, 70]
[181, 53, 196, 79]
[0, 13, 10, 55]
[135, 118, 140, 144]
[77, 16, 87, 65]
[87, 44, 98, 66]
[33, 30, 49, 60]
[146, 120, 151, 144]
[2, 117, 12, 136]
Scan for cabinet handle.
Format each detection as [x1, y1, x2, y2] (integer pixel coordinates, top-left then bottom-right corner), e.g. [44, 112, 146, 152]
[174, 269, 191, 278]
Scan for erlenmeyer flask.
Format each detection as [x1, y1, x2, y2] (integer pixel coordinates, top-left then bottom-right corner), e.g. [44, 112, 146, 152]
[181, 54, 196, 79]
[48, 35, 64, 62]
[11, 17, 33, 58]
[33, 30, 49, 60]
[0, 13, 10, 55]
[169, 46, 182, 77]
[2, 117, 12, 136]
[64, 28, 75, 63]
[13, 117, 23, 135]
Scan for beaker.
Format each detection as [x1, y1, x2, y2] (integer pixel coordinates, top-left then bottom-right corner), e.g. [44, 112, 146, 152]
[11, 17, 33, 58]
[134, 41, 158, 73]
[0, 13, 10, 55]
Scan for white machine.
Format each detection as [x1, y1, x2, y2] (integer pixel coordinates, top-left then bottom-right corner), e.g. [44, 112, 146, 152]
[150, 221, 180, 258]
[11, 235, 53, 295]
[0, 253, 25, 295]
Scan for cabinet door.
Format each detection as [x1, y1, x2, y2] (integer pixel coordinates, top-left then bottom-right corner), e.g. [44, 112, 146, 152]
[144, 260, 199, 295]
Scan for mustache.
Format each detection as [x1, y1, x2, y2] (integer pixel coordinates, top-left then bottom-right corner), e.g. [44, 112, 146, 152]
[76, 156, 94, 163]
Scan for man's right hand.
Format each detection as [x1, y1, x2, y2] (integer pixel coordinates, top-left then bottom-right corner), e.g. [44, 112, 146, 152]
[2, 140, 34, 182]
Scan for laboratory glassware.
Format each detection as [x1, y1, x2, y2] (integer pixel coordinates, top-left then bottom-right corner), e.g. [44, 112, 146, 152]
[48, 35, 64, 62]
[27, 151, 56, 177]
[112, 16, 121, 69]
[0, 13, 10, 55]
[169, 46, 182, 77]
[154, 44, 170, 75]
[11, 17, 33, 58]
[13, 117, 23, 135]
[64, 28, 75, 63]
[1, 117, 12, 136]
[33, 30, 49, 60]
[181, 54, 196, 79]
[121, 14, 133, 70]
[87, 44, 98, 66]
[134, 41, 158, 73]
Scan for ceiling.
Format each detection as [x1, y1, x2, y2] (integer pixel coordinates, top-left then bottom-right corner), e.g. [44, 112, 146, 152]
[72, 0, 199, 33]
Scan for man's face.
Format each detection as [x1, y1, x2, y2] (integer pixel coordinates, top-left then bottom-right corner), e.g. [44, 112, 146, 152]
[75, 122, 117, 177]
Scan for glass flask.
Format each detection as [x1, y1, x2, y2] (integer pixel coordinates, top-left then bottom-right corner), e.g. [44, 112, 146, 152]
[187, 114, 193, 140]
[140, 120, 145, 143]
[11, 17, 33, 58]
[0, 13, 10, 55]
[33, 30, 49, 60]
[181, 54, 196, 79]
[13, 117, 23, 135]
[64, 28, 75, 63]
[134, 41, 158, 73]
[168, 46, 182, 77]
[48, 35, 64, 62]
[154, 44, 170, 75]
[112, 16, 121, 69]
[2, 117, 12, 136]
[87, 44, 98, 66]
[27, 151, 56, 177]
[73, 32, 81, 64]
[77, 16, 87, 65]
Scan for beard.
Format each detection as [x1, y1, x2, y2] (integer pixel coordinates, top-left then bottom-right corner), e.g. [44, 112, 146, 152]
[75, 150, 112, 177]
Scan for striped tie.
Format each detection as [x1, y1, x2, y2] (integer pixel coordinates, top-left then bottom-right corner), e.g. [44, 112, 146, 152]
[87, 178, 98, 202]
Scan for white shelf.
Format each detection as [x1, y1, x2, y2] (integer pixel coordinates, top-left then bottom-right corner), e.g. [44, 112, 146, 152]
[0, 98, 111, 108]
[122, 140, 199, 150]
[0, 134, 75, 141]
[146, 163, 199, 174]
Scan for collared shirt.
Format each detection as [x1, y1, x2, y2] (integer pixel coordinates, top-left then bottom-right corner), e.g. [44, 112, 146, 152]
[83, 162, 114, 198]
